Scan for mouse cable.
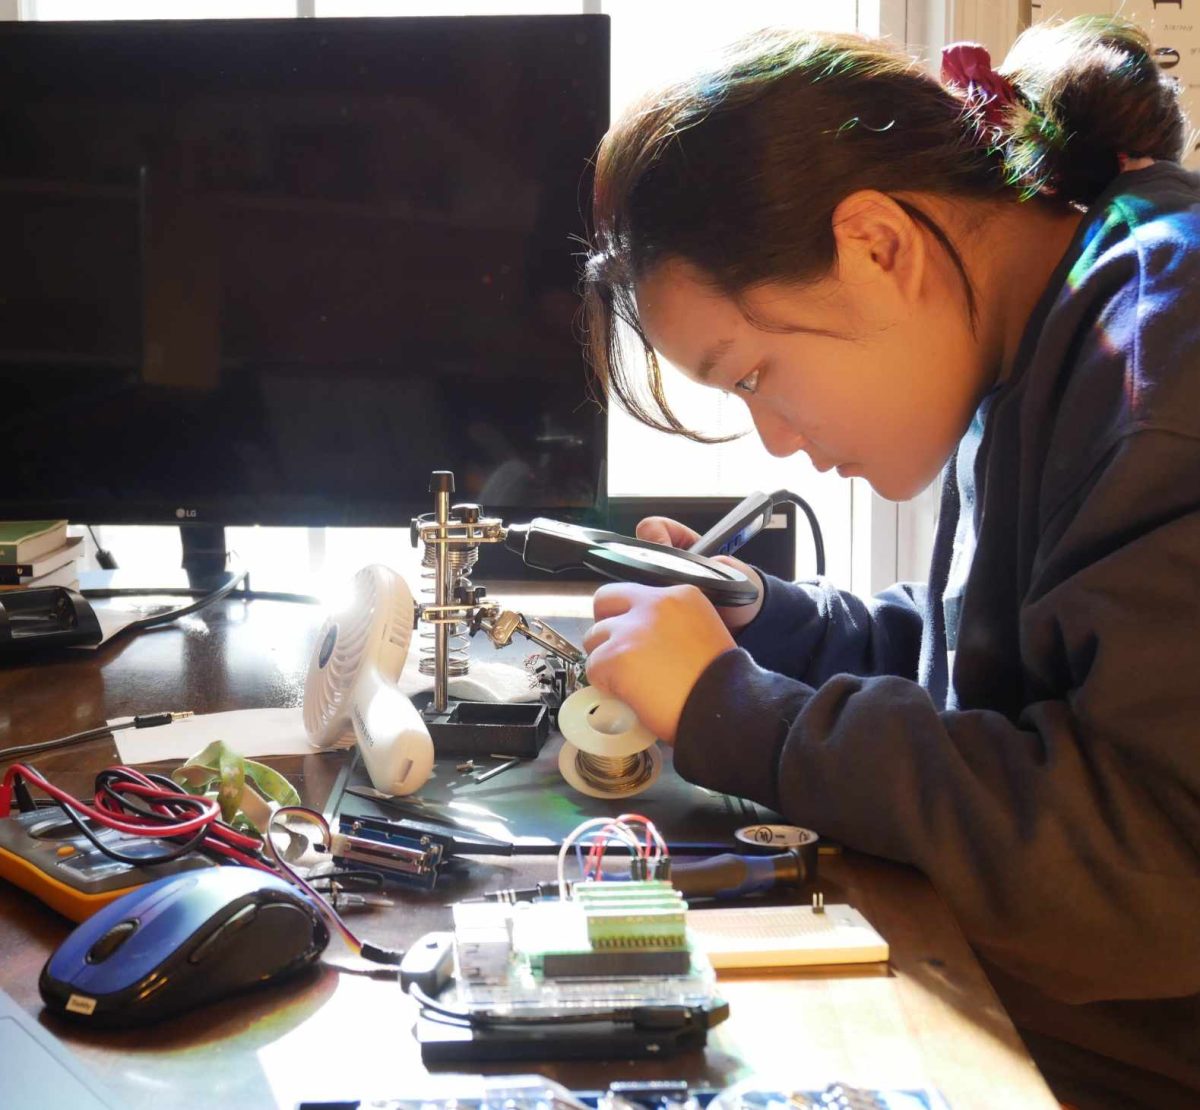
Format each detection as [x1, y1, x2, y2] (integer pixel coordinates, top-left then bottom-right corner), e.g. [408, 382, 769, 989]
[265, 805, 405, 966]
[0, 711, 193, 766]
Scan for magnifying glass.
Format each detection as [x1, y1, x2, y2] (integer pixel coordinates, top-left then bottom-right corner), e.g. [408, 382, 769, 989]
[504, 518, 759, 607]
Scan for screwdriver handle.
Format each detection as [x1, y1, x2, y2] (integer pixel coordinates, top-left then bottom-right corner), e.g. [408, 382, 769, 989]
[670, 848, 816, 900]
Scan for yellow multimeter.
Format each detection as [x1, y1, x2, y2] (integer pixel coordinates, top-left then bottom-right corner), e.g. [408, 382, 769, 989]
[0, 808, 214, 922]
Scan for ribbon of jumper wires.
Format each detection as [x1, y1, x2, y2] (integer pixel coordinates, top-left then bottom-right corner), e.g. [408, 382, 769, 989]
[557, 813, 669, 900]
[0, 763, 402, 964]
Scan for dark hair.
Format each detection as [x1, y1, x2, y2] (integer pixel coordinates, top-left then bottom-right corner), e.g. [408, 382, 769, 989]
[583, 16, 1188, 440]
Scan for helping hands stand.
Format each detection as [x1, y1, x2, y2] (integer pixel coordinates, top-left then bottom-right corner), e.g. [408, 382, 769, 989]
[409, 470, 585, 757]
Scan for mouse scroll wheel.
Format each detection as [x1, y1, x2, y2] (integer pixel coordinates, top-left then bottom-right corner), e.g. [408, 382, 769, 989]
[188, 903, 259, 965]
[87, 919, 138, 964]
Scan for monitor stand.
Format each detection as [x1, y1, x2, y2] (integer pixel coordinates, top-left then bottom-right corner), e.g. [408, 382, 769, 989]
[179, 524, 232, 591]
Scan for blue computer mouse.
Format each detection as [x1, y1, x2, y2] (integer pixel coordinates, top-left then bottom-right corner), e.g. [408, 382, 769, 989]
[39, 866, 330, 1027]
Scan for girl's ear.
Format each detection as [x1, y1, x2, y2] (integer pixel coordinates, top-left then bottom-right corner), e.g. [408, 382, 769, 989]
[829, 189, 926, 308]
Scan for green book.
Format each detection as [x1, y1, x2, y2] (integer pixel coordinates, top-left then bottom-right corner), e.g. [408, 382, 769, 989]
[0, 520, 69, 564]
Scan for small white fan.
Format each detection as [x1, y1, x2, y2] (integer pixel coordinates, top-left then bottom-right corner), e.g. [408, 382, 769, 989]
[303, 564, 434, 796]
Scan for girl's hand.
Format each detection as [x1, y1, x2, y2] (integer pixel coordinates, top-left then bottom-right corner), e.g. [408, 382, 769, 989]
[635, 516, 765, 631]
[583, 582, 736, 744]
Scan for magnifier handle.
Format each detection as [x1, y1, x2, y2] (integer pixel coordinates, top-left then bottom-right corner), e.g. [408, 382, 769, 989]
[503, 519, 597, 571]
[689, 490, 776, 558]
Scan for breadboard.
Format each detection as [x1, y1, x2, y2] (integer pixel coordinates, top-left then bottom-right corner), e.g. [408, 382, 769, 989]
[686, 902, 888, 970]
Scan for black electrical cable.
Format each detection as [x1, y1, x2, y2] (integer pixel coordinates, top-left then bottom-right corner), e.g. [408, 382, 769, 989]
[408, 982, 636, 1028]
[96, 766, 272, 856]
[96, 768, 270, 864]
[307, 870, 386, 895]
[119, 567, 252, 631]
[0, 712, 191, 765]
[769, 489, 826, 577]
[58, 767, 272, 868]
[82, 586, 321, 605]
[86, 525, 118, 570]
[56, 793, 213, 867]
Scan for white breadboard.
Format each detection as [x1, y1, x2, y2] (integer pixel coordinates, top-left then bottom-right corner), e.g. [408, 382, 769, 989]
[686, 902, 888, 970]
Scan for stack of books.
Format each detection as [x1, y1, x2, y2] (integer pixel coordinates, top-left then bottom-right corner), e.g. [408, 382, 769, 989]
[0, 520, 82, 592]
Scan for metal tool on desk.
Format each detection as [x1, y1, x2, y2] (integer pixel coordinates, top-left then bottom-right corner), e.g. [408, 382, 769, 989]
[332, 810, 513, 891]
[344, 786, 514, 845]
[450, 756, 522, 789]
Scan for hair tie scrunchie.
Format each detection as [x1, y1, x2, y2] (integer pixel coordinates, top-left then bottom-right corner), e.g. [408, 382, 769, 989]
[940, 41, 1019, 127]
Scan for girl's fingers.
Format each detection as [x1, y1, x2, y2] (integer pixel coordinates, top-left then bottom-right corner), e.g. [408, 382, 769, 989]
[581, 617, 615, 655]
[635, 516, 701, 549]
[592, 582, 638, 619]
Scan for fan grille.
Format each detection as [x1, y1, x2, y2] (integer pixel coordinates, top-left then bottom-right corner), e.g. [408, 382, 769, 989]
[302, 570, 379, 739]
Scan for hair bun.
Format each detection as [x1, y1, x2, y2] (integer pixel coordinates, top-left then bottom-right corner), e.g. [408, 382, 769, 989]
[1000, 15, 1187, 204]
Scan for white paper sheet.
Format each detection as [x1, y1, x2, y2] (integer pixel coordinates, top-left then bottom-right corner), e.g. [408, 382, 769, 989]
[111, 706, 330, 764]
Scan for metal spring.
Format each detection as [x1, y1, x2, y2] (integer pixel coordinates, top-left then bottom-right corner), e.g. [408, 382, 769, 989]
[417, 540, 480, 677]
[574, 750, 655, 796]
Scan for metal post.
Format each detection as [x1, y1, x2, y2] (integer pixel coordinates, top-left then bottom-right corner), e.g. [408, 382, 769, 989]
[431, 472, 454, 713]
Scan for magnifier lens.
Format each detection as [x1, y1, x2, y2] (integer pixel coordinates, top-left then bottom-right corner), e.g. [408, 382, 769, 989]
[599, 541, 727, 580]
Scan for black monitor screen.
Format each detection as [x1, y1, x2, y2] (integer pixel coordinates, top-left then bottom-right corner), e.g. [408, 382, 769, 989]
[0, 16, 608, 525]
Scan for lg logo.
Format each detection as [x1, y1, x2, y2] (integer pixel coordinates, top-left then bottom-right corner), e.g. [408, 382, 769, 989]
[175, 507, 198, 519]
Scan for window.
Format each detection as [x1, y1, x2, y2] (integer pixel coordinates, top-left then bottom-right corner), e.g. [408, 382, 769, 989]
[598, 1, 860, 587]
[29, 1, 294, 16]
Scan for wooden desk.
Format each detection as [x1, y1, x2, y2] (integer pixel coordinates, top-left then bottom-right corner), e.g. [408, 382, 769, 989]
[0, 593, 1058, 1109]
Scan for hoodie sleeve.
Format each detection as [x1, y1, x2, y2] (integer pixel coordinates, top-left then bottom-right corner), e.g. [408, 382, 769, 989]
[675, 427, 1200, 1005]
[734, 572, 925, 684]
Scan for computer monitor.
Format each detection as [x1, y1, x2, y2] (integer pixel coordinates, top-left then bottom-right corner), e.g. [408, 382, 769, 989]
[0, 15, 609, 537]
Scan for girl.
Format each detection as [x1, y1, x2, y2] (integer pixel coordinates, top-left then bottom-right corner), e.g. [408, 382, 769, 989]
[580, 17, 1200, 1108]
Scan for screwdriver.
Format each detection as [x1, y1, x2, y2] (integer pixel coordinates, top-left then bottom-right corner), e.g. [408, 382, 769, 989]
[669, 847, 815, 900]
[460, 847, 816, 904]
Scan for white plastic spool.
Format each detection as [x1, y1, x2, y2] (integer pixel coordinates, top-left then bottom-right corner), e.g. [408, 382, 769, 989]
[556, 686, 662, 799]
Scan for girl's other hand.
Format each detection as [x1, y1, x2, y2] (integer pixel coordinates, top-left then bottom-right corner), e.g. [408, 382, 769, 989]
[635, 516, 765, 631]
[584, 582, 736, 744]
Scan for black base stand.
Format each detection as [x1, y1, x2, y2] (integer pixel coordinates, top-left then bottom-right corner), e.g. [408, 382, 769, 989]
[413, 693, 550, 758]
[415, 1003, 720, 1065]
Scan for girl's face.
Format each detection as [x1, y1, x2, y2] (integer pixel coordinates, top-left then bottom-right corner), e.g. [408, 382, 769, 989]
[634, 217, 994, 502]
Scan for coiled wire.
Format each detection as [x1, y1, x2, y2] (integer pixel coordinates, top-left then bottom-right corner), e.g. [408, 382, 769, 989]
[418, 541, 478, 677]
[574, 749, 655, 795]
